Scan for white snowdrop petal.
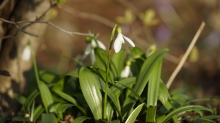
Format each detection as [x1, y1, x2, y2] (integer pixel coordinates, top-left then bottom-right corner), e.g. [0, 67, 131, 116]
[97, 40, 106, 50]
[121, 66, 130, 78]
[123, 35, 135, 47]
[114, 34, 124, 53]
[22, 46, 31, 61]
[114, 38, 122, 53]
[82, 44, 92, 60]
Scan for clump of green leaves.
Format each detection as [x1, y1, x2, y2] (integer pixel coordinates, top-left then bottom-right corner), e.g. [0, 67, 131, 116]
[12, 26, 220, 123]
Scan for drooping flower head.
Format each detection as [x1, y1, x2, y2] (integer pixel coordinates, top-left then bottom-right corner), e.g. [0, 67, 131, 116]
[82, 35, 106, 63]
[113, 27, 135, 53]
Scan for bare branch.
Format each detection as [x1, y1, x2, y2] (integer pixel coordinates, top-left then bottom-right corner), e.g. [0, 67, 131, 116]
[0, 18, 39, 37]
[0, 18, 93, 38]
[166, 22, 206, 89]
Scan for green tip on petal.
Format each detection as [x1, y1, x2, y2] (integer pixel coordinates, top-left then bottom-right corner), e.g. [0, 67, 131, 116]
[117, 27, 122, 34]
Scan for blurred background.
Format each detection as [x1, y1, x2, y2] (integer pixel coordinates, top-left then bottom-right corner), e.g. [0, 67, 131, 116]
[37, 0, 220, 98]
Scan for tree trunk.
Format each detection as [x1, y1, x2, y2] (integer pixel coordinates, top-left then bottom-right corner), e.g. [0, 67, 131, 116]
[0, 0, 50, 117]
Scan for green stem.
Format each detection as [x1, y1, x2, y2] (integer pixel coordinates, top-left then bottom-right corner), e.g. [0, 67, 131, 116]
[30, 42, 40, 83]
[103, 25, 118, 120]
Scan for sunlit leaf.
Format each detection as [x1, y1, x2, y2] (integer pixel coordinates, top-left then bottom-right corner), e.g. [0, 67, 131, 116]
[146, 59, 162, 122]
[79, 67, 103, 120]
[122, 49, 168, 118]
[125, 103, 144, 123]
[39, 70, 59, 84]
[32, 104, 44, 122]
[38, 81, 54, 113]
[63, 69, 79, 78]
[52, 77, 65, 91]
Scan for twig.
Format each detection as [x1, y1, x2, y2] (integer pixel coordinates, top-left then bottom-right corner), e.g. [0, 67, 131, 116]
[0, 18, 38, 37]
[166, 22, 206, 89]
[0, 3, 55, 39]
[0, 18, 93, 39]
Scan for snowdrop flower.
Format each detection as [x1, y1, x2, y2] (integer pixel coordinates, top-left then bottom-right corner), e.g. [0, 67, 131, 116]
[121, 65, 131, 78]
[82, 39, 106, 62]
[22, 45, 31, 61]
[114, 33, 135, 53]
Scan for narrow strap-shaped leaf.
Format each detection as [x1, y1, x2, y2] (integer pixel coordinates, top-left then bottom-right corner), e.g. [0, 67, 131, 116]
[54, 90, 86, 115]
[22, 89, 39, 111]
[125, 103, 144, 123]
[195, 115, 220, 123]
[122, 49, 168, 118]
[32, 104, 44, 122]
[110, 77, 136, 96]
[100, 80, 122, 119]
[63, 69, 79, 78]
[38, 81, 54, 113]
[73, 116, 91, 123]
[160, 105, 212, 123]
[146, 59, 162, 122]
[158, 82, 178, 123]
[79, 67, 103, 120]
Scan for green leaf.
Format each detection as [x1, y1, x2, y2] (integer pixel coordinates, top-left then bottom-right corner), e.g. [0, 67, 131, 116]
[95, 48, 108, 71]
[110, 77, 136, 96]
[100, 81, 122, 119]
[39, 70, 59, 84]
[130, 47, 145, 58]
[122, 49, 168, 118]
[112, 49, 126, 77]
[89, 66, 113, 83]
[13, 93, 26, 105]
[146, 59, 163, 122]
[52, 77, 65, 91]
[54, 90, 86, 115]
[30, 101, 35, 122]
[160, 105, 212, 123]
[32, 104, 45, 122]
[73, 116, 91, 123]
[53, 103, 73, 119]
[54, 103, 73, 113]
[38, 81, 54, 113]
[125, 103, 144, 123]
[40, 113, 58, 123]
[63, 69, 79, 78]
[79, 67, 103, 120]
[195, 115, 220, 123]
[22, 89, 39, 111]
[158, 83, 178, 122]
